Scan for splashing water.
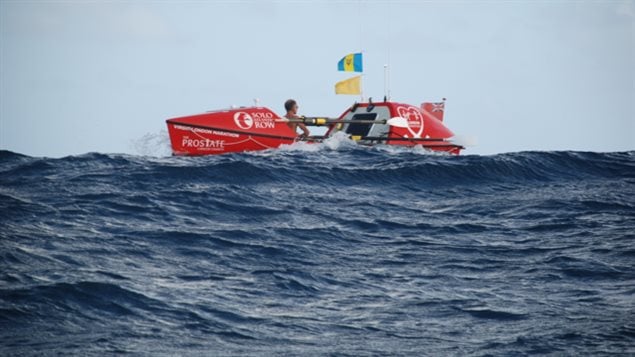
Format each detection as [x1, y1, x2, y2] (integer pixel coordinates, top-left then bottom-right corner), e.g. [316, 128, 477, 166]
[130, 129, 172, 157]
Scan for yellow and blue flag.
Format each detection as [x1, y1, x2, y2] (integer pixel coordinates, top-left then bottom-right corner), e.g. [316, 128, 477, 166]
[337, 53, 363, 72]
[335, 75, 362, 95]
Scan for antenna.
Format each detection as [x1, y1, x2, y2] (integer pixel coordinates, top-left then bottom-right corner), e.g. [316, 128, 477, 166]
[385, 2, 392, 101]
[384, 64, 391, 101]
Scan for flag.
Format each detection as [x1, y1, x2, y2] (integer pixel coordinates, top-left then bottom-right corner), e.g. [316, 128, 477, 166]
[421, 101, 446, 122]
[335, 75, 362, 95]
[337, 53, 363, 72]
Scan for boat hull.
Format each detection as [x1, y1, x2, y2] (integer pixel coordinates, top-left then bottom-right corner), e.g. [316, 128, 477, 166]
[166, 101, 463, 155]
[166, 122, 297, 156]
[166, 107, 297, 156]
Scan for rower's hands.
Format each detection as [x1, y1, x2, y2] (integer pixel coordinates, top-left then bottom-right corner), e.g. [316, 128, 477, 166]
[297, 122, 310, 140]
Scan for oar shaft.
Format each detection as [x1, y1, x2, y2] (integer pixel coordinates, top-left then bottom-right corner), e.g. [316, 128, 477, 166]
[352, 136, 448, 142]
[283, 118, 392, 126]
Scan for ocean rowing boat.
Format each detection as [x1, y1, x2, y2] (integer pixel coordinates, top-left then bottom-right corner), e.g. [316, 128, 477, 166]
[166, 99, 463, 155]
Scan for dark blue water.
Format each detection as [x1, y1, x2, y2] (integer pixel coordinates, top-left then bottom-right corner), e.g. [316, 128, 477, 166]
[1, 147, 634, 355]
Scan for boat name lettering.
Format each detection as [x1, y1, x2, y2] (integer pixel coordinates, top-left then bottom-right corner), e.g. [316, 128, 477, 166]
[181, 137, 226, 149]
[212, 130, 239, 138]
[253, 112, 275, 129]
[174, 125, 239, 138]
[251, 112, 274, 119]
[234, 111, 276, 129]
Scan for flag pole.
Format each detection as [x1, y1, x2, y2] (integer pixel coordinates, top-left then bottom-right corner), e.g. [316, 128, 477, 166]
[360, 74, 364, 102]
[360, 50, 364, 102]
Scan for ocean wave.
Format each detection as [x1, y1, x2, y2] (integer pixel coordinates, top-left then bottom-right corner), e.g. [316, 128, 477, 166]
[1, 149, 633, 355]
[3, 149, 632, 187]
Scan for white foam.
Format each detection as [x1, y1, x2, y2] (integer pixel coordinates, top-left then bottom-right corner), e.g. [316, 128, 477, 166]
[278, 131, 357, 153]
[278, 141, 322, 153]
[372, 143, 451, 156]
[322, 131, 358, 150]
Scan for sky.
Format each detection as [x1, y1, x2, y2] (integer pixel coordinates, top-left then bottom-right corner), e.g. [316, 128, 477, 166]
[1, 0, 633, 157]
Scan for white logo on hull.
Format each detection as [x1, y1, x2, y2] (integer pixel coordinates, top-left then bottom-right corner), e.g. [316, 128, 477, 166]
[234, 111, 276, 130]
[233, 112, 254, 130]
[397, 106, 425, 138]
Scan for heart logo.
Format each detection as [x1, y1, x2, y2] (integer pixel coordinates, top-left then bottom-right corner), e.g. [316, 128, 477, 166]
[396, 106, 424, 138]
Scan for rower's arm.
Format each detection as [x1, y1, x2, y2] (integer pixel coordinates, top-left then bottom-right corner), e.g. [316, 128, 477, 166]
[297, 123, 310, 137]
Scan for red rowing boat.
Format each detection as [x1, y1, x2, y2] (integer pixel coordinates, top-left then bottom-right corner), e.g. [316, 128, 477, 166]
[166, 99, 463, 155]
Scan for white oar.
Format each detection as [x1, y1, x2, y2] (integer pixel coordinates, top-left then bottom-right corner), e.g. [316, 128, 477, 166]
[447, 135, 478, 147]
[385, 117, 409, 128]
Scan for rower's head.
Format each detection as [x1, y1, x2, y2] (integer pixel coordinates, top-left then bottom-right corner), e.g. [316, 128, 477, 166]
[284, 99, 298, 115]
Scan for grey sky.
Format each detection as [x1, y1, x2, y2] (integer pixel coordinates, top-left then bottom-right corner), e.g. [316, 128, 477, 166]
[1, 0, 633, 157]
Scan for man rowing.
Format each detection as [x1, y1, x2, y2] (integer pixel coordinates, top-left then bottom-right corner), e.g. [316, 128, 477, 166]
[284, 99, 310, 139]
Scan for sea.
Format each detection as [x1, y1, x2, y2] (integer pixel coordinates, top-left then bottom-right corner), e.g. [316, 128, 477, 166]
[1, 139, 634, 355]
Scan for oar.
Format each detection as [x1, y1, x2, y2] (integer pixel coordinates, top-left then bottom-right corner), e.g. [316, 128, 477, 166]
[303, 134, 469, 147]
[349, 135, 475, 146]
[277, 116, 409, 128]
